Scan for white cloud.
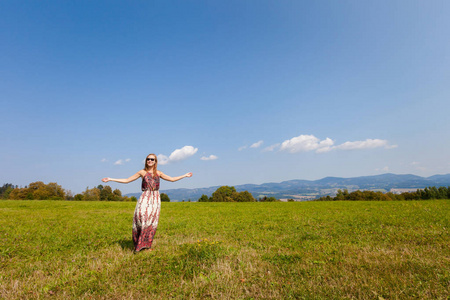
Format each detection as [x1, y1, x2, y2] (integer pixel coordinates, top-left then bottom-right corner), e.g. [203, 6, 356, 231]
[262, 143, 280, 152]
[278, 134, 397, 154]
[239, 140, 264, 151]
[158, 146, 198, 165]
[201, 155, 218, 161]
[114, 159, 124, 165]
[114, 158, 131, 165]
[315, 138, 334, 153]
[101, 158, 107, 163]
[158, 154, 170, 165]
[334, 139, 394, 150]
[250, 140, 264, 148]
[169, 146, 198, 161]
[280, 135, 334, 153]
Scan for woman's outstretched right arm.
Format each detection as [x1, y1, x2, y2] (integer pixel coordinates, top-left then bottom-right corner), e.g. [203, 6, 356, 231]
[102, 171, 143, 184]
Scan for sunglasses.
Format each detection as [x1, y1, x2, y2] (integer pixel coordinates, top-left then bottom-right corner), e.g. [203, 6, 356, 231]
[146, 158, 156, 161]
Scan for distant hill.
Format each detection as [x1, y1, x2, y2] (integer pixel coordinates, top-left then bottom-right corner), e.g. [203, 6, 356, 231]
[126, 173, 450, 202]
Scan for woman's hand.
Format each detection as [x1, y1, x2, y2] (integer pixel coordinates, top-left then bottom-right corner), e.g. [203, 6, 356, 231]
[185, 172, 193, 178]
[102, 177, 110, 183]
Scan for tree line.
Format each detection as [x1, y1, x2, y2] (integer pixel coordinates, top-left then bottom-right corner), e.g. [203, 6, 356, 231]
[197, 186, 278, 202]
[1, 182, 66, 200]
[0, 182, 171, 202]
[8, 182, 448, 203]
[315, 186, 450, 201]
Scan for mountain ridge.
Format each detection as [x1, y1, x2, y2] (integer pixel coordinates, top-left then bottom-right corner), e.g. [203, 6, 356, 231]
[126, 173, 450, 202]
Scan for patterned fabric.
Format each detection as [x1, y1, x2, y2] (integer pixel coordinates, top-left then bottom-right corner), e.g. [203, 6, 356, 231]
[141, 171, 160, 191]
[133, 173, 161, 252]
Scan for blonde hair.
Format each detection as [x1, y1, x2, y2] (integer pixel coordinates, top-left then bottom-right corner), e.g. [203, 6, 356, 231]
[144, 154, 158, 177]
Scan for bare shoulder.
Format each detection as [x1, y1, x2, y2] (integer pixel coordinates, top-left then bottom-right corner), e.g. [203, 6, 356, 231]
[157, 170, 164, 176]
[137, 169, 147, 177]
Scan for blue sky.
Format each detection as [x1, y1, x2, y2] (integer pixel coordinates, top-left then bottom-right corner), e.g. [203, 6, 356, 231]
[1, 1, 450, 195]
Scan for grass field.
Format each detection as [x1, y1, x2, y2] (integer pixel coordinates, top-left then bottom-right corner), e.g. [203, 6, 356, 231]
[0, 200, 449, 299]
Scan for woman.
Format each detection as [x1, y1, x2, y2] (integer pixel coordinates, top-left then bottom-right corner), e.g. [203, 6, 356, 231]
[102, 153, 192, 252]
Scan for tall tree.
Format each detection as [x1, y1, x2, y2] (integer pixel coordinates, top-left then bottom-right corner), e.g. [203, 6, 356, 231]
[83, 187, 100, 201]
[160, 193, 170, 202]
[113, 189, 122, 201]
[211, 186, 236, 202]
[198, 194, 209, 202]
[100, 186, 113, 201]
[233, 191, 255, 202]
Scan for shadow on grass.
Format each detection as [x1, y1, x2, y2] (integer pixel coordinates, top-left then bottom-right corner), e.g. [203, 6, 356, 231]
[117, 239, 134, 251]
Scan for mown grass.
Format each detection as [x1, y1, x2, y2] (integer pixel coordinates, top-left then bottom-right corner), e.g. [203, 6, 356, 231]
[0, 200, 448, 299]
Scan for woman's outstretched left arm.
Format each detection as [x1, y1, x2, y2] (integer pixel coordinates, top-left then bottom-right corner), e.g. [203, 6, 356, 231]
[158, 171, 192, 182]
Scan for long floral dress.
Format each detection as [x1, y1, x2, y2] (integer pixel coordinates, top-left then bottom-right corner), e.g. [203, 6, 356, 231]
[132, 172, 161, 252]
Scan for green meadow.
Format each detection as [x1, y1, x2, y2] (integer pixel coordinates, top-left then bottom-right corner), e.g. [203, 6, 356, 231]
[0, 200, 448, 299]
